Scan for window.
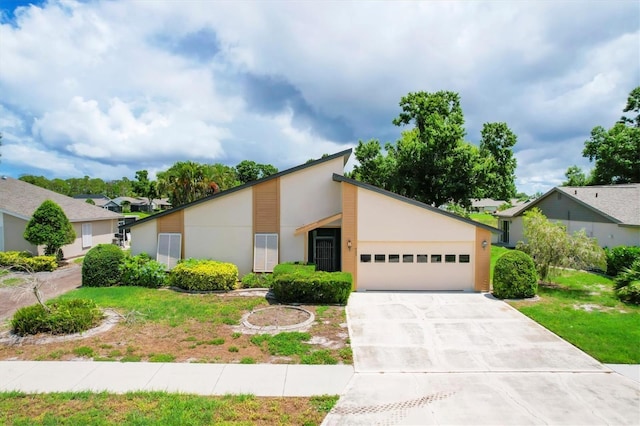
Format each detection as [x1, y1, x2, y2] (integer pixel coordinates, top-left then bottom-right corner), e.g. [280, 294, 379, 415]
[157, 233, 182, 270]
[416, 254, 428, 263]
[403, 254, 414, 263]
[445, 254, 456, 263]
[431, 254, 442, 263]
[374, 254, 386, 263]
[459, 254, 470, 263]
[360, 254, 372, 263]
[81, 223, 92, 248]
[501, 220, 510, 243]
[389, 254, 400, 263]
[254, 233, 278, 272]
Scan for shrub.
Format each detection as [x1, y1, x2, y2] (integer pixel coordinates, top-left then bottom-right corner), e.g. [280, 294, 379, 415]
[168, 259, 238, 291]
[0, 251, 57, 272]
[11, 298, 103, 336]
[240, 272, 274, 288]
[23, 200, 75, 259]
[273, 262, 316, 276]
[614, 259, 640, 304]
[82, 244, 125, 287]
[120, 253, 167, 288]
[605, 246, 640, 277]
[493, 250, 538, 299]
[271, 270, 352, 304]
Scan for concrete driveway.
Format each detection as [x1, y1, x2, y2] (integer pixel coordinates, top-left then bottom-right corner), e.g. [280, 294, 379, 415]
[323, 292, 640, 425]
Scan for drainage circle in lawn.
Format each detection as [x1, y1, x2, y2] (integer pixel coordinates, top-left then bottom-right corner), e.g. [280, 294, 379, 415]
[241, 306, 315, 333]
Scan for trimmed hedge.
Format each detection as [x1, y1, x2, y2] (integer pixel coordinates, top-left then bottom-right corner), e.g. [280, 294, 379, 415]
[82, 244, 125, 287]
[493, 250, 538, 299]
[271, 262, 352, 304]
[0, 251, 57, 272]
[605, 246, 640, 277]
[240, 272, 274, 289]
[614, 259, 640, 304]
[11, 298, 103, 336]
[120, 253, 167, 288]
[168, 258, 238, 291]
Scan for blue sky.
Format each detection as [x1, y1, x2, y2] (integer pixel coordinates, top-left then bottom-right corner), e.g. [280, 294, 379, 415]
[0, 0, 638, 195]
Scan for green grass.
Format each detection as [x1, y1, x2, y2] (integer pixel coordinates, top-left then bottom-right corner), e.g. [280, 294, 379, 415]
[56, 286, 267, 326]
[510, 269, 640, 363]
[470, 212, 498, 228]
[251, 332, 312, 356]
[0, 277, 24, 287]
[0, 391, 337, 425]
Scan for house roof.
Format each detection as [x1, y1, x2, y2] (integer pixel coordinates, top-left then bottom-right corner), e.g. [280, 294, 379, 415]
[496, 184, 640, 226]
[122, 148, 353, 230]
[0, 176, 123, 222]
[332, 174, 502, 233]
[73, 194, 115, 208]
[471, 198, 506, 208]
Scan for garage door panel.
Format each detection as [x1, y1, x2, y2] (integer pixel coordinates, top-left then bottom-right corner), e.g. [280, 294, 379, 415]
[357, 242, 473, 291]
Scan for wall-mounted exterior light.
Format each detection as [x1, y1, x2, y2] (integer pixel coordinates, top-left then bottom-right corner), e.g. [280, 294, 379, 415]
[482, 240, 488, 249]
[347, 240, 352, 250]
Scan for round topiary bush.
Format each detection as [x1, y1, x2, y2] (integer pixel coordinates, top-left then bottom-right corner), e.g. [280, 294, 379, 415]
[493, 250, 538, 299]
[82, 244, 125, 287]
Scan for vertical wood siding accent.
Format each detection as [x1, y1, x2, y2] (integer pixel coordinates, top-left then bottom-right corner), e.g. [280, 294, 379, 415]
[341, 182, 358, 290]
[474, 227, 491, 291]
[253, 178, 280, 234]
[157, 210, 184, 257]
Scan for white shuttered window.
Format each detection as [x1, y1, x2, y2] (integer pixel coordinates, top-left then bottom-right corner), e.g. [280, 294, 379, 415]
[157, 233, 182, 270]
[254, 233, 278, 272]
[82, 223, 92, 248]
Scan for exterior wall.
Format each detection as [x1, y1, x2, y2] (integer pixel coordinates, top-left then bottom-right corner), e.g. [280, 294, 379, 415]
[279, 158, 344, 263]
[503, 216, 639, 248]
[474, 227, 491, 292]
[63, 220, 117, 258]
[253, 178, 280, 233]
[184, 189, 254, 275]
[535, 192, 611, 223]
[341, 182, 358, 289]
[499, 216, 524, 247]
[130, 220, 158, 258]
[1, 214, 36, 253]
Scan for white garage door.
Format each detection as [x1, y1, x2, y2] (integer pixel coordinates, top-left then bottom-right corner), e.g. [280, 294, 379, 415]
[357, 242, 474, 291]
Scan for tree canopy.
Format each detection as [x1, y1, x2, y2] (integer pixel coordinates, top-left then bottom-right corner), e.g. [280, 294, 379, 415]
[351, 90, 518, 207]
[582, 86, 640, 184]
[23, 200, 76, 259]
[235, 160, 278, 184]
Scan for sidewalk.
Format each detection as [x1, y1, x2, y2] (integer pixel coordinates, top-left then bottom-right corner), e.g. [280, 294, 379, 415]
[0, 361, 354, 396]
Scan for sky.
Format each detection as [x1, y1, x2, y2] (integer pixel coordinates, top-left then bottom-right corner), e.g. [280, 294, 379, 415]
[0, 0, 638, 196]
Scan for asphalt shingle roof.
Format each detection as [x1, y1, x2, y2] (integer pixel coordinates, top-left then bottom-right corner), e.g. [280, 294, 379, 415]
[0, 176, 123, 222]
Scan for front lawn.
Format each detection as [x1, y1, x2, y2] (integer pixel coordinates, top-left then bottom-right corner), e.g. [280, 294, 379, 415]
[0, 391, 338, 425]
[509, 269, 640, 363]
[470, 212, 498, 228]
[0, 287, 351, 365]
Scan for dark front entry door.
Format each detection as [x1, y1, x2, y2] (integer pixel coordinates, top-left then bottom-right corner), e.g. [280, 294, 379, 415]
[309, 228, 341, 272]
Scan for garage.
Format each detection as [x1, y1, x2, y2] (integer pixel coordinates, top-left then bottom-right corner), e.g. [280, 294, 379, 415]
[357, 242, 474, 291]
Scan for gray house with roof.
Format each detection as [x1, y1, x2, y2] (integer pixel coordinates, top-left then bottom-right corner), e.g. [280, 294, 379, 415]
[496, 184, 640, 248]
[0, 177, 123, 258]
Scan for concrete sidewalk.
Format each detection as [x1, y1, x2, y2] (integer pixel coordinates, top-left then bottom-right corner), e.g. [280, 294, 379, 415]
[0, 361, 354, 397]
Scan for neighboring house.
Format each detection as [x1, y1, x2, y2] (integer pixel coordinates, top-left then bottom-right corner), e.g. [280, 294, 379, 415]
[470, 198, 506, 213]
[112, 196, 152, 212]
[124, 150, 500, 292]
[496, 184, 640, 248]
[151, 198, 171, 211]
[73, 194, 120, 211]
[0, 177, 123, 258]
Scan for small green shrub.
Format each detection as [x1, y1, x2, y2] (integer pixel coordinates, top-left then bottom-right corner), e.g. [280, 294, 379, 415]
[82, 244, 125, 287]
[271, 270, 352, 304]
[120, 253, 167, 288]
[240, 272, 274, 288]
[11, 299, 103, 336]
[168, 259, 238, 291]
[493, 250, 538, 299]
[0, 251, 57, 272]
[605, 246, 640, 277]
[272, 262, 316, 276]
[614, 259, 640, 304]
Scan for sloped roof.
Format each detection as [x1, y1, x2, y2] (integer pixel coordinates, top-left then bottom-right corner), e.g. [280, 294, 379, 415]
[496, 184, 640, 226]
[123, 148, 353, 230]
[333, 174, 501, 233]
[0, 176, 123, 222]
[471, 198, 506, 208]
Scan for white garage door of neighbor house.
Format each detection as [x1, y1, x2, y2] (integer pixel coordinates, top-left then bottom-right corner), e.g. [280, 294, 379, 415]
[357, 243, 474, 291]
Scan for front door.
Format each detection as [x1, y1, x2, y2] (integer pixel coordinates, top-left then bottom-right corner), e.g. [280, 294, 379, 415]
[309, 228, 341, 272]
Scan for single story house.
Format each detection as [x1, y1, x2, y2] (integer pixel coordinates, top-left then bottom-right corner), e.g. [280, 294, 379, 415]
[124, 150, 500, 292]
[470, 198, 506, 213]
[496, 184, 640, 248]
[0, 176, 123, 258]
[73, 194, 120, 211]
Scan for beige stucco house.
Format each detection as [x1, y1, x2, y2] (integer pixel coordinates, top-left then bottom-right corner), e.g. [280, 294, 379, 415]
[125, 150, 500, 291]
[0, 176, 123, 258]
[496, 184, 640, 248]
